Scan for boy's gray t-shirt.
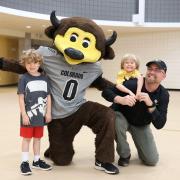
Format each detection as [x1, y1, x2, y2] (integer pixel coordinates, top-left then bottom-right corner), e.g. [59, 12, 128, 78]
[17, 73, 50, 127]
[36, 46, 103, 119]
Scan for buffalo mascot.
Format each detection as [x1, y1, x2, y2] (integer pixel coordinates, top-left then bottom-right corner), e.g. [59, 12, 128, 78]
[0, 11, 119, 174]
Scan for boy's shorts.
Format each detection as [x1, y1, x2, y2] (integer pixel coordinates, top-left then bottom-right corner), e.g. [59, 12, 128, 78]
[20, 126, 44, 138]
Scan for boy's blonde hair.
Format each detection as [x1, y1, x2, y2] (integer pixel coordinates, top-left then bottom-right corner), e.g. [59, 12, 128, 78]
[20, 49, 43, 66]
[120, 54, 140, 70]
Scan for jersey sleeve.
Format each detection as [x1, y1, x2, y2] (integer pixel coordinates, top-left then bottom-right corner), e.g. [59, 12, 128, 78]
[46, 77, 51, 95]
[36, 46, 58, 72]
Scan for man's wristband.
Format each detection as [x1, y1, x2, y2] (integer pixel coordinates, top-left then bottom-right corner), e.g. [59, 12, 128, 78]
[147, 102, 156, 108]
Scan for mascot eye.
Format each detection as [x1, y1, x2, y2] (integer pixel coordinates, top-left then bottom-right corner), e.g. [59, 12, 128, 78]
[70, 33, 78, 42]
[82, 38, 90, 48]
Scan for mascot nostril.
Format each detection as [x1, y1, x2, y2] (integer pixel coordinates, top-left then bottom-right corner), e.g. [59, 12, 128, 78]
[64, 48, 84, 60]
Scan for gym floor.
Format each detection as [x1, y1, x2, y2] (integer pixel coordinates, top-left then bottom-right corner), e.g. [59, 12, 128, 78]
[0, 86, 179, 180]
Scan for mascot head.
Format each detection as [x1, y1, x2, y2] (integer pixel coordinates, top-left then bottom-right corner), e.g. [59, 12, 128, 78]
[45, 11, 117, 65]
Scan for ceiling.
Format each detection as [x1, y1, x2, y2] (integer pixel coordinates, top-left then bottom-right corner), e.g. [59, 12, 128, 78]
[0, 11, 179, 40]
[0, 12, 50, 39]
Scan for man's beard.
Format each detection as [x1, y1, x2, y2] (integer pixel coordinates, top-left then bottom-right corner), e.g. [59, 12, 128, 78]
[146, 75, 158, 84]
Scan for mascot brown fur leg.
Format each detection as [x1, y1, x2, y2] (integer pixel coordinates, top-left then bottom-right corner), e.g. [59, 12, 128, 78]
[46, 101, 115, 165]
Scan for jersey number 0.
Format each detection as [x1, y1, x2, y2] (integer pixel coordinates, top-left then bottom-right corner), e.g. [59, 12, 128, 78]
[63, 79, 78, 101]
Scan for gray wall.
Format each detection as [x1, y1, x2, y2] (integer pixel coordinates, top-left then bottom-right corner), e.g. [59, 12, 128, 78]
[0, 0, 180, 22]
[145, 0, 180, 22]
[0, 0, 137, 21]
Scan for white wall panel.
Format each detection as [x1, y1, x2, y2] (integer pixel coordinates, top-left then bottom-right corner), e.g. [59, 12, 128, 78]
[102, 30, 180, 89]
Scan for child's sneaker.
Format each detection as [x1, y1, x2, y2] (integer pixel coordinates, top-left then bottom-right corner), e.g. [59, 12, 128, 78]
[32, 159, 52, 171]
[20, 161, 32, 175]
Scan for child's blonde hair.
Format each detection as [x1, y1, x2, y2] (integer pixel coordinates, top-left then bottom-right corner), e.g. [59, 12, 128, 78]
[120, 54, 140, 70]
[20, 49, 43, 67]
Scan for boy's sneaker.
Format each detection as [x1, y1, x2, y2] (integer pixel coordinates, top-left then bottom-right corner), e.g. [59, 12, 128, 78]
[20, 161, 32, 175]
[95, 160, 119, 174]
[32, 159, 52, 171]
[118, 155, 131, 167]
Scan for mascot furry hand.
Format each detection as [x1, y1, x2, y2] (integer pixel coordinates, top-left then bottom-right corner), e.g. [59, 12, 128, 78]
[0, 11, 119, 174]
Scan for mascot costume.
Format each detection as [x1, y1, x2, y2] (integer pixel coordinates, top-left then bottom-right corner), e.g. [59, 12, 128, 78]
[0, 11, 119, 174]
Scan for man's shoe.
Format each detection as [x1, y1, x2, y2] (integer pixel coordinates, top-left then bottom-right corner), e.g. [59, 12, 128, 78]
[32, 159, 52, 171]
[95, 160, 119, 174]
[20, 161, 32, 175]
[118, 155, 131, 167]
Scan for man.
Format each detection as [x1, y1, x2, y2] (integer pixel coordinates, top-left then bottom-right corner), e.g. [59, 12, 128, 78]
[102, 59, 169, 167]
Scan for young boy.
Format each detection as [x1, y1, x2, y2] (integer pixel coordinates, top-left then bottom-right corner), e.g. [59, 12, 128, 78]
[116, 54, 143, 98]
[18, 49, 52, 175]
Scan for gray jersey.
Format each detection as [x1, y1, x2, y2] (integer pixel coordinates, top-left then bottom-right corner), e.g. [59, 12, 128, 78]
[37, 46, 103, 119]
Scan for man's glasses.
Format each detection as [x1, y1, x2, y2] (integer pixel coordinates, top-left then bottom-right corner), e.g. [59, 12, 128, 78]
[147, 67, 164, 74]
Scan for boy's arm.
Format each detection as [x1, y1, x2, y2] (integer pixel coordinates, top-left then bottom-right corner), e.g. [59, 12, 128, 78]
[18, 94, 30, 125]
[45, 95, 52, 123]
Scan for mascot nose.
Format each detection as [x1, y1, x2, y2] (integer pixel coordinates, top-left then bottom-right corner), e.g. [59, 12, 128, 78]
[64, 48, 84, 60]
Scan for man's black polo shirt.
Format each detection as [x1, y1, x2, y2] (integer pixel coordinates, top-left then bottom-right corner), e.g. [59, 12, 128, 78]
[102, 78, 169, 129]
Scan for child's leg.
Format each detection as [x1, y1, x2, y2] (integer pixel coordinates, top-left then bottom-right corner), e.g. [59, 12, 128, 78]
[20, 127, 33, 175]
[32, 126, 44, 161]
[22, 138, 31, 162]
[21, 138, 32, 175]
[32, 127, 52, 170]
[33, 138, 41, 162]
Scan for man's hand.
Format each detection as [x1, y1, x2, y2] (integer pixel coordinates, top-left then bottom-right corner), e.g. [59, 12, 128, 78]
[138, 92, 153, 106]
[128, 91, 136, 98]
[114, 95, 136, 107]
